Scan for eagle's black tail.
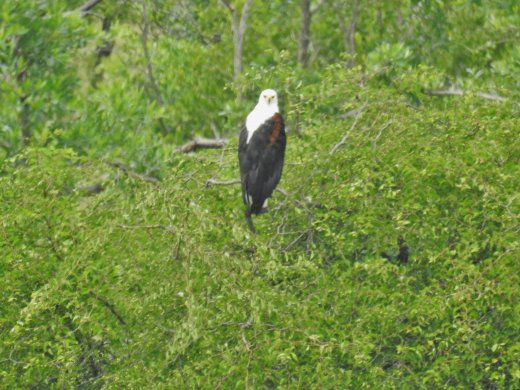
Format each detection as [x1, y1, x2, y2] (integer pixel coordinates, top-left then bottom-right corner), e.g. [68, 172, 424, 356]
[244, 208, 256, 233]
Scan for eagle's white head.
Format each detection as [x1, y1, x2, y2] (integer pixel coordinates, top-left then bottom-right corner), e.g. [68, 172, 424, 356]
[258, 89, 278, 107]
[246, 89, 279, 143]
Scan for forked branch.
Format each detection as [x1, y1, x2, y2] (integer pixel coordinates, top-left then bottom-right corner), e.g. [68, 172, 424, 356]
[330, 101, 367, 154]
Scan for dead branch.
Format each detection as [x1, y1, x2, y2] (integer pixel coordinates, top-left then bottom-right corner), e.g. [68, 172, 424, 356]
[475, 91, 507, 102]
[276, 187, 289, 197]
[117, 224, 174, 231]
[91, 293, 127, 325]
[284, 231, 307, 251]
[205, 178, 241, 187]
[423, 88, 506, 102]
[107, 161, 160, 184]
[79, 0, 104, 16]
[423, 88, 464, 97]
[372, 120, 393, 149]
[180, 137, 229, 153]
[330, 101, 367, 154]
[339, 100, 368, 119]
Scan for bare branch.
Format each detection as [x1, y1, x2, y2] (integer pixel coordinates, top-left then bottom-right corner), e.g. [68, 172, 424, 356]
[276, 187, 289, 197]
[117, 224, 174, 231]
[91, 293, 127, 325]
[205, 178, 241, 187]
[475, 91, 507, 102]
[339, 100, 368, 119]
[372, 120, 393, 150]
[180, 137, 229, 153]
[79, 0, 103, 16]
[423, 88, 507, 102]
[330, 101, 367, 154]
[423, 88, 464, 97]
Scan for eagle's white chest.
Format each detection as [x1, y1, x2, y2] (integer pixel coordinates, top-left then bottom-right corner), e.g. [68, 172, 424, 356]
[245, 103, 279, 144]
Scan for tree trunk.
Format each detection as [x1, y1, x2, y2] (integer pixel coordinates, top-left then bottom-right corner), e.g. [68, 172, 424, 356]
[334, 0, 360, 67]
[141, 0, 169, 133]
[221, 0, 254, 82]
[298, 0, 312, 67]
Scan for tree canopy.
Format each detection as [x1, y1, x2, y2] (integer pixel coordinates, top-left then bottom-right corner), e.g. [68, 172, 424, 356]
[1, 0, 519, 388]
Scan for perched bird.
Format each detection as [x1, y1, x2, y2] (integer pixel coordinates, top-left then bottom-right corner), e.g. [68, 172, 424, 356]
[238, 89, 286, 232]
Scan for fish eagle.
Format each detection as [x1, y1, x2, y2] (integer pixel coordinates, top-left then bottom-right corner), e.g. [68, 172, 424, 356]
[238, 89, 286, 232]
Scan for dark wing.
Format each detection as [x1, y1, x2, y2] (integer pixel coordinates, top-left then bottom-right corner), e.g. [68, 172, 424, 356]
[241, 113, 286, 212]
[238, 124, 250, 205]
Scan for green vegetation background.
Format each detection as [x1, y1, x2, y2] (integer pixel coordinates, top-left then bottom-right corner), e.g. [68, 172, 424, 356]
[1, 1, 519, 388]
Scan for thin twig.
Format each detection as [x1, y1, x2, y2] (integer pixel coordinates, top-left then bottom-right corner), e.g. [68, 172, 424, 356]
[330, 101, 367, 154]
[276, 187, 289, 197]
[305, 208, 314, 254]
[91, 293, 127, 325]
[372, 120, 393, 150]
[117, 224, 174, 231]
[284, 232, 307, 251]
[339, 101, 367, 119]
[205, 178, 241, 187]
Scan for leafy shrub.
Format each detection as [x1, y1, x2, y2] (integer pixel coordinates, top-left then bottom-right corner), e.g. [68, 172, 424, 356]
[1, 74, 519, 387]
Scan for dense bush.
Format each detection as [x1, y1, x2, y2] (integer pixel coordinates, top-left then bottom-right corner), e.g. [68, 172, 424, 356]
[2, 70, 519, 387]
[1, 0, 519, 388]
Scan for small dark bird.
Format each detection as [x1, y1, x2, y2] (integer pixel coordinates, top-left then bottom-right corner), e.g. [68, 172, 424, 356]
[238, 89, 286, 232]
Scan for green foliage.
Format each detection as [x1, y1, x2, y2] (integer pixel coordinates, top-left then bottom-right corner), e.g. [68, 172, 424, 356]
[1, 0, 520, 388]
[2, 71, 519, 387]
[0, 1, 95, 155]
